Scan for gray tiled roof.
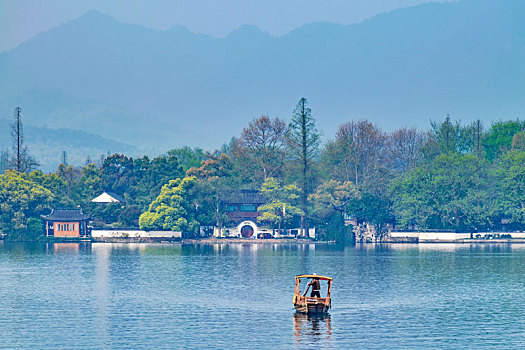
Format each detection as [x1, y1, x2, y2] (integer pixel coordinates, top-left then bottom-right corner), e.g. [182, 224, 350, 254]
[105, 191, 126, 203]
[221, 190, 267, 205]
[41, 209, 91, 222]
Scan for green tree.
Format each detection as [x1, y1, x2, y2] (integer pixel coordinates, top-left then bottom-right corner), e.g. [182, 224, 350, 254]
[310, 180, 358, 221]
[90, 202, 123, 227]
[0, 170, 56, 239]
[28, 170, 72, 207]
[495, 150, 525, 227]
[118, 205, 142, 227]
[71, 163, 102, 206]
[310, 180, 358, 243]
[132, 154, 184, 208]
[168, 146, 206, 172]
[324, 213, 353, 244]
[391, 154, 497, 230]
[482, 120, 525, 161]
[346, 192, 392, 240]
[139, 176, 200, 233]
[258, 177, 302, 234]
[100, 154, 136, 196]
[287, 98, 320, 236]
[187, 153, 240, 229]
[423, 117, 482, 159]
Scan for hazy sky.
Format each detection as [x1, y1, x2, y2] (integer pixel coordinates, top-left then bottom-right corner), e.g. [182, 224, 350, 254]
[0, 0, 450, 52]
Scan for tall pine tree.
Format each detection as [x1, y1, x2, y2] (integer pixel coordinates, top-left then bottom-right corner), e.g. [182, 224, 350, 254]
[287, 98, 320, 237]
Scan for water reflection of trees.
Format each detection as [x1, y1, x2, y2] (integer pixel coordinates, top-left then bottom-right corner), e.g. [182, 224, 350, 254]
[293, 313, 332, 345]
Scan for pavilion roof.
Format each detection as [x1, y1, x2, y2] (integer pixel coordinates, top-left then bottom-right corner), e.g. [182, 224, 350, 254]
[41, 209, 91, 222]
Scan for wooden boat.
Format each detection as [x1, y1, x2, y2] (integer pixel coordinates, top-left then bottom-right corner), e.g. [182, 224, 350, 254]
[293, 274, 332, 314]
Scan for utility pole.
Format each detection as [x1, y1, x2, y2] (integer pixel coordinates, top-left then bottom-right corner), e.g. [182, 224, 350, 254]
[476, 119, 481, 156]
[445, 114, 451, 153]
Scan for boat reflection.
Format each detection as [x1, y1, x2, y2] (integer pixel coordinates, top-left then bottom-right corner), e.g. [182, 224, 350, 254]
[293, 312, 332, 345]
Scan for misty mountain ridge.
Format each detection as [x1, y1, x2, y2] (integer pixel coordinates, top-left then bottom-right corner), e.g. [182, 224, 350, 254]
[1, 0, 524, 163]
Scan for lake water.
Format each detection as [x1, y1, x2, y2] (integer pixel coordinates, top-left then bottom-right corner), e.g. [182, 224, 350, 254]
[1, 242, 525, 349]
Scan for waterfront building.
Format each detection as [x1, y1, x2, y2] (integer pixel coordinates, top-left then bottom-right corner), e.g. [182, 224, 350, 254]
[214, 190, 316, 239]
[220, 190, 267, 238]
[222, 190, 267, 224]
[41, 208, 91, 238]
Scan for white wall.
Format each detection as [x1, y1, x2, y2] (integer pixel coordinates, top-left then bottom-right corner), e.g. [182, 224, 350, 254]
[390, 231, 421, 238]
[213, 221, 316, 239]
[506, 232, 525, 238]
[419, 232, 470, 241]
[391, 231, 470, 241]
[92, 229, 181, 238]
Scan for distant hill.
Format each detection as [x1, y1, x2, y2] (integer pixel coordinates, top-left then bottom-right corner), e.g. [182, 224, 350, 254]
[0, 118, 135, 171]
[1, 0, 524, 152]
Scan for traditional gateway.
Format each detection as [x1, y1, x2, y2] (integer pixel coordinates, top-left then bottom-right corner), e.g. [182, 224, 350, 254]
[293, 274, 333, 314]
[215, 190, 316, 239]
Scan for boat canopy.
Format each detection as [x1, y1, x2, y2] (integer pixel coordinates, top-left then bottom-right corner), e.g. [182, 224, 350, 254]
[295, 274, 333, 281]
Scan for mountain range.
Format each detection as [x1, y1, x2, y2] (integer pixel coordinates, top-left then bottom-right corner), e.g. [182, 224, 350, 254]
[1, 0, 524, 170]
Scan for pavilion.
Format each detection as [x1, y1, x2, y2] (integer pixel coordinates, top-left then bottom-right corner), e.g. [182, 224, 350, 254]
[41, 208, 91, 238]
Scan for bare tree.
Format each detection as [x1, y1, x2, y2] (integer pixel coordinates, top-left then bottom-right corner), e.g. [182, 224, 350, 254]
[238, 115, 288, 182]
[9, 107, 39, 172]
[323, 120, 386, 191]
[388, 127, 426, 173]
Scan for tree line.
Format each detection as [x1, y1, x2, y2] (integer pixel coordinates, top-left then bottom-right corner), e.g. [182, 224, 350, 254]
[2, 102, 525, 241]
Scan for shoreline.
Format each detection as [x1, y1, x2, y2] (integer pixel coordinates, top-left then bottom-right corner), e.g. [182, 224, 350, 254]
[6, 237, 525, 245]
[374, 238, 525, 244]
[0, 237, 332, 244]
[182, 238, 332, 244]
[91, 237, 333, 244]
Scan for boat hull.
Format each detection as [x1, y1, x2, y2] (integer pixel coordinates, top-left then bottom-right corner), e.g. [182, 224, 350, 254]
[294, 300, 330, 314]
